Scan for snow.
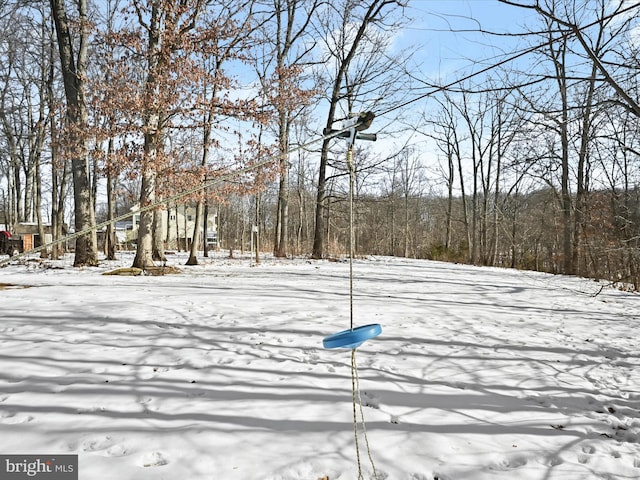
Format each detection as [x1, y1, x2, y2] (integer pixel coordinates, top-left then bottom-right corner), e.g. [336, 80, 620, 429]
[1, 252, 639, 479]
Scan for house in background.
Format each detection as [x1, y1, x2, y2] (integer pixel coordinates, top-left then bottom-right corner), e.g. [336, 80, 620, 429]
[10, 222, 55, 252]
[129, 204, 218, 251]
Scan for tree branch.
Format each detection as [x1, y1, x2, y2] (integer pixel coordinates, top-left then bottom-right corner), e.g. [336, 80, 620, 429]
[500, 0, 640, 118]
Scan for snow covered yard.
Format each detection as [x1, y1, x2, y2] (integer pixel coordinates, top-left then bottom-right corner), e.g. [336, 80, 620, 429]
[0, 254, 639, 480]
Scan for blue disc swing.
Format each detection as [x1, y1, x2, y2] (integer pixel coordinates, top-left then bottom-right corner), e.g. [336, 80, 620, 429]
[321, 113, 381, 480]
[323, 323, 382, 350]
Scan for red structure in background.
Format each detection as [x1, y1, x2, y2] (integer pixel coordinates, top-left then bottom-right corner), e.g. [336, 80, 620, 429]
[0, 230, 20, 255]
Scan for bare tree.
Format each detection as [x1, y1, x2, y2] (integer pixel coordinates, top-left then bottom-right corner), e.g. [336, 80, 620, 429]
[50, 0, 98, 266]
[396, 146, 424, 257]
[256, 0, 320, 259]
[0, 4, 53, 244]
[424, 95, 468, 258]
[311, 0, 408, 259]
[123, 0, 210, 269]
[501, 0, 640, 118]
[185, 0, 260, 266]
[502, 0, 640, 275]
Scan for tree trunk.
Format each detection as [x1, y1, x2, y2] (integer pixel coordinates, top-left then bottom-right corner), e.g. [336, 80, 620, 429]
[133, 2, 163, 269]
[312, 138, 330, 258]
[104, 136, 117, 260]
[152, 207, 166, 262]
[445, 150, 454, 251]
[457, 148, 471, 260]
[105, 167, 117, 260]
[133, 170, 156, 269]
[50, 0, 98, 267]
[203, 199, 210, 257]
[35, 151, 46, 258]
[255, 192, 261, 264]
[186, 200, 203, 265]
[312, 0, 397, 259]
[573, 54, 599, 276]
[274, 117, 289, 258]
[50, 114, 68, 260]
[559, 71, 573, 275]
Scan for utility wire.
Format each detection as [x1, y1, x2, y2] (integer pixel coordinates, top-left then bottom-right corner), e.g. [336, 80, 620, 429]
[378, 1, 640, 119]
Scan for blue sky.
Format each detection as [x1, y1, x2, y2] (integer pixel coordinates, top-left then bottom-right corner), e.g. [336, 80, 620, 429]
[362, 1, 547, 190]
[396, 1, 541, 85]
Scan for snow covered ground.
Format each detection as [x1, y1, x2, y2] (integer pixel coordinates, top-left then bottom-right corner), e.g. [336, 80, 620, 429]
[0, 252, 639, 480]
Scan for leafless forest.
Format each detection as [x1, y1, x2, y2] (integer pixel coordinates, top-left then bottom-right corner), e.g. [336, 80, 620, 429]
[0, 0, 638, 289]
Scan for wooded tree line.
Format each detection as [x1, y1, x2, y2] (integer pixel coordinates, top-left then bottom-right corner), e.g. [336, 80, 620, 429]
[0, 0, 639, 289]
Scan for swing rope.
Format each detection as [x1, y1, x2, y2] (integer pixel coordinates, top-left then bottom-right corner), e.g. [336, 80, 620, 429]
[347, 144, 378, 480]
[348, 147, 355, 331]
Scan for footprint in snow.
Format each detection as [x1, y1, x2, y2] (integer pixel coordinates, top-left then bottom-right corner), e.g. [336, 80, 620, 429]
[142, 451, 168, 467]
[1, 414, 34, 424]
[358, 391, 380, 409]
[82, 435, 114, 452]
[489, 455, 528, 471]
[579, 443, 598, 463]
[578, 445, 596, 464]
[105, 444, 127, 457]
[545, 456, 563, 467]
